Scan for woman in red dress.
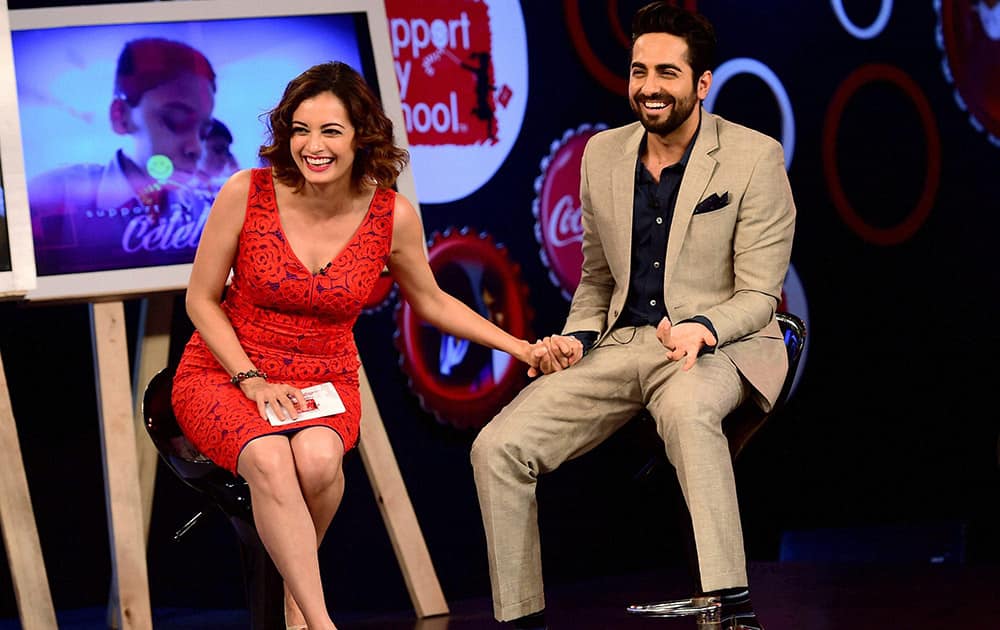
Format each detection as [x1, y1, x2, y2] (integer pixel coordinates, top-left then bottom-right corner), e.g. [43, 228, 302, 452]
[172, 62, 537, 630]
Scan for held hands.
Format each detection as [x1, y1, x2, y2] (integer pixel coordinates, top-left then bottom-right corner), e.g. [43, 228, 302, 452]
[656, 318, 717, 371]
[505, 338, 584, 378]
[527, 334, 584, 377]
[239, 377, 306, 421]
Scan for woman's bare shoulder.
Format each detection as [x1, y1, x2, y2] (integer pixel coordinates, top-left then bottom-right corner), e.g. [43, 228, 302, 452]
[218, 168, 254, 197]
[391, 190, 418, 223]
[211, 169, 256, 213]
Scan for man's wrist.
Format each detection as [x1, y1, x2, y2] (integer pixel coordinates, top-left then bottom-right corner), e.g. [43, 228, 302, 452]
[563, 330, 598, 355]
[681, 316, 717, 355]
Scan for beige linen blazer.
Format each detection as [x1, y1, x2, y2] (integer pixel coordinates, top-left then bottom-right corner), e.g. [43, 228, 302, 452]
[563, 110, 796, 410]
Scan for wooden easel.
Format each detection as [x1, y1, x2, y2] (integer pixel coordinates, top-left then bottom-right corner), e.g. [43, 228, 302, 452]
[90, 300, 153, 630]
[104, 293, 172, 630]
[99, 293, 448, 626]
[0, 349, 57, 630]
[0, 0, 55, 624]
[358, 363, 448, 617]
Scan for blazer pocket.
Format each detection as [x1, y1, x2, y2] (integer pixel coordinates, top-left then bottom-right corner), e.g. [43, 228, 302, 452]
[693, 191, 730, 215]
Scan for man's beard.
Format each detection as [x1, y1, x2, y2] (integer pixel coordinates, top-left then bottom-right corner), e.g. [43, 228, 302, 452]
[632, 91, 698, 136]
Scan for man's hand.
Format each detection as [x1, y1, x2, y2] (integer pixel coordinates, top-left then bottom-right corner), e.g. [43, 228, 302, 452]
[656, 318, 717, 371]
[527, 334, 584, 377]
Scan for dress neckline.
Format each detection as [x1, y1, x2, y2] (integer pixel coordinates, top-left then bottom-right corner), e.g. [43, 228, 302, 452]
[264, 169, 380, 276]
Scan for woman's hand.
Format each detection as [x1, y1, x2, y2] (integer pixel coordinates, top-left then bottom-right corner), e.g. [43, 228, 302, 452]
[509, 339, 537, 367]
[239, 378, 306, 421]
[509, 339, 549, 376]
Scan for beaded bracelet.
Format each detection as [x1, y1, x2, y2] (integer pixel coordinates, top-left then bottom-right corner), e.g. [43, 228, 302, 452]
[231, 369, 267, 386]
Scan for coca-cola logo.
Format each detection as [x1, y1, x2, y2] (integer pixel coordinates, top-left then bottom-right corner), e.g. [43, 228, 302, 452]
[385, 0, 528, 203]
[936, 0, 1000, 146]
[547, 196, 583, 248]
[532, 124, 606, 300]
[394, 228, 532, 430]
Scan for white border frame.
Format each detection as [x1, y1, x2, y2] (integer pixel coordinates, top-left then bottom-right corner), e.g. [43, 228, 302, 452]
[0, 0, 37, 299]
[11, 0, 416, 302]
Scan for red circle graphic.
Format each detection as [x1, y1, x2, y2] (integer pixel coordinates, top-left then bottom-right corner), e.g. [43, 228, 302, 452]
[563, 0, 698, 96]
[937, 0, 1000, 144]
[395, 229, 533, 430]
[533, 124, 607, 300]
[822, 64, 941, 246]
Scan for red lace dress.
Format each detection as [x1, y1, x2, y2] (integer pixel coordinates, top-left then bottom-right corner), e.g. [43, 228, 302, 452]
[172, 168, 395, 474]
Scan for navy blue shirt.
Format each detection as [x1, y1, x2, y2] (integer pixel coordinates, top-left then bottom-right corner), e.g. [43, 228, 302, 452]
[569, 122, 717, 354]
[617, 132, 695, 327]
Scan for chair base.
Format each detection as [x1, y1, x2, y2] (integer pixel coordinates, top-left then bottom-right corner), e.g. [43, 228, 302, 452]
[627, 595, 721, 628]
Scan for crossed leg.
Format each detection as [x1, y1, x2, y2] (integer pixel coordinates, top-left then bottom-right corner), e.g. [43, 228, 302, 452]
[238, 427, 345, 630]
[283, 428, 346, 628]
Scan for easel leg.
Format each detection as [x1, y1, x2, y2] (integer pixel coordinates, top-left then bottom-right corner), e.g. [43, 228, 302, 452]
[357, 364, 449, 618]
[0, 352, 57, 630]
[90, 301, 153, 630]
[132, 294, 172, 537]
[106, 294, 173, 629]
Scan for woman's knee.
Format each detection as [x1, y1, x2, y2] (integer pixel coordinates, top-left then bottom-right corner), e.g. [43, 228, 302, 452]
[291, 429, 344, 493]
[238, 438, 297, 496]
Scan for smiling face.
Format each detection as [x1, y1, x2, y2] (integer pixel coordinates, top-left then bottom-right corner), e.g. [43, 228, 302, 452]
[629, 32, 710, 138]
[289, 91, 357, 188]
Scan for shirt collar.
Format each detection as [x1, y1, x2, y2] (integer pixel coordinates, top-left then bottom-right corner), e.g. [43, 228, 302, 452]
[96, 150, 143, 210]
[636, 109, 703, 180]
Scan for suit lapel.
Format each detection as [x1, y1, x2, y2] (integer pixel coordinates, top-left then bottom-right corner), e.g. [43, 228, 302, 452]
[663, 110, 719, 291]
[611, 124, 645, 278]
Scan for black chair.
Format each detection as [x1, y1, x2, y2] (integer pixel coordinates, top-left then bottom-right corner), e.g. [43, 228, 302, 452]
[143, 367, 285, 630]
[626, 311, 807, 627]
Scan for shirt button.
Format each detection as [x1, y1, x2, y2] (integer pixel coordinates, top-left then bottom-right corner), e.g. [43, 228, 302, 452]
[653, 261, 661, 269]
[656, 217, 664, 225]
[649, 299, 657, 306]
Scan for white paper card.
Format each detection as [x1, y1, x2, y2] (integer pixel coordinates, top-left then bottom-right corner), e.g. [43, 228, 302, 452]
[266, 382, 346, 426]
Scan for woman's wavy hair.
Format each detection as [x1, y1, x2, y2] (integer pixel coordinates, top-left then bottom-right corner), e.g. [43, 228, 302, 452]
[259, 61, 409, 192]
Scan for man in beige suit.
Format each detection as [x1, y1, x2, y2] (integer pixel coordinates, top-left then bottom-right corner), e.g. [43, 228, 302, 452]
[471, 3, 795, 629]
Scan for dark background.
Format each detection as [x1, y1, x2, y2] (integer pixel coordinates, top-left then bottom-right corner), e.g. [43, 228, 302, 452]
[2, 0, 999, 619]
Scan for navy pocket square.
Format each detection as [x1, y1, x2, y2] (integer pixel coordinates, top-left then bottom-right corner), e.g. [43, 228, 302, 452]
[693, 191, 730, 214]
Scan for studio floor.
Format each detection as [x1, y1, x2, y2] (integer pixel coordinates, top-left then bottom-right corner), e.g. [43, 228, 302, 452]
[2, 562, 998, 629]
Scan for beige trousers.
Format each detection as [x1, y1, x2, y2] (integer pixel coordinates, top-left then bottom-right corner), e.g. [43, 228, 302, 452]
[471, 326, 750, 621]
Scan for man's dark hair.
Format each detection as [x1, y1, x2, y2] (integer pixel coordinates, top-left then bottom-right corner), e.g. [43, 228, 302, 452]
[203, 118, 233, 144]
[631, 2, 717, 81]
